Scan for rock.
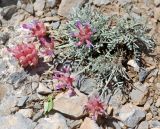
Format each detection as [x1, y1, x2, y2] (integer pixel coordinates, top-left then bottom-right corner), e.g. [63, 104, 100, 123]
[155, 97, 160, 107]
[127, 59, 139, 72]
[7, 70, 27, 89]
[51, 9, 57, 16]
[118, 103, 146, 128]
[46, 0, 56, 8]
[78, 78, 97, 94]
[66, 119, 83, 129]
[37, 83, 52, 95]
[35, 113, 69, 129]
[144, 99, 153, 111]
[154, 7, 160, 21]
[137, 121, 149, 129]
[105, 89, 128, 115]
[35, 11, 44, 17]
[139, 67, 149, 82]
[0, 32, 9, 45]
[0, 59, 8, 79]
[32, 82, 39, 91]
[34, 0, 45, 12]
[92, 0, 111, 6]
[0, 0, 18, 7]
[146, 113, 153, 121]
[130, 82, 149, 106]
[150, 105, 158, 117]
[117, 0, 132, 6]
[80, 117, 101, 129]
[17, 96, 28, 107]
[24, 3, 34, 15]
[32, 110, 44, 122]
[58, 0, 86, 18]
[149, 120, 160, 128]
[34, 102, 42, 109]
[154, 0, 160, 6]
[0, 83, 8, 101]
[1, 5, 17, 20]
[0, 114, 36, 129]
[53, 89, 88, 118]
[41, 16, 60, 22]
[17, 109, 33, 118]
[51, 21, 60, 29]
[0, 95, 17, 115]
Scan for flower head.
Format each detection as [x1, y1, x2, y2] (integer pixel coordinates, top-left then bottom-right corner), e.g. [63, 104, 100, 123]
[8, 43, 38, 67]
[53, 66, 75, 96]
[71, 21, 94, 47]
[22, 20, 46, 37]
[85, 96, 106, 120]
[39, 36, 54, 56]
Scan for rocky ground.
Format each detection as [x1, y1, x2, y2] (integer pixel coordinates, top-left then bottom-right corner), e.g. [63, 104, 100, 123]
[0, 0, 160, 129]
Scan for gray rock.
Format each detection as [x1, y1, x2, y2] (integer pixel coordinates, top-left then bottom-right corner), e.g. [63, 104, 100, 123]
[80, 117, 101, 129]
[53, 89, 88, 118]
[34, 0, 45, 12]
[1, 5, 17, 20]
[117, 0, 132, 6]
[0, 114, 36, 129]
[35, 113, 69, 129]
[0, 95, 17, 115]
[0, 32, 9, 45]
[34, 102, 42, 109]
[32, 110, 44, 122]
[17, 109, 33, 118]
[37, 83, 52, 95]
[150, 105, 158, 116]
[105, 89, 128, 115]
[78, 78, 97, 94]
[32, 82, 39, 92]
[130, 82, 149, 106]
[17, 96, 28, 107]
[138, 121, 149, 129]
[0, 0, 18, 7]
[51, 9, 57, 16]
[154, 0, 160, 6]
[58, 0, 86, 18]
[149, 120, 160, 128]
[24, 3, 34, 15]
[155, 97, 160, 107]
[46, 0, 56, 8]
[0, 59, 7, 79]
[66, 119, 83, 129]
[52, 21, 60, 29]
[139, 67, 149, 82]
[7, 70, 27, 89]
[92, 0, 111, 6]
[118, 103, 146, 128]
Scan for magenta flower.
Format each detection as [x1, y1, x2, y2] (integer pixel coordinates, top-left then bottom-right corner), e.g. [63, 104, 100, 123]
[39, 36, 54, 56]
[85, 96, 106, 120]
[72, 21, 94, 47]
[8, 43, 38, 68]
[22, 20, 46, 38]
[53, 66, 75, 96]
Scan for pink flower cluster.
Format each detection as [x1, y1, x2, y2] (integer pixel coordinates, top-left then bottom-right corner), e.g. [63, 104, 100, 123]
[85, 96, 106, 120]
[22, 20, 54, 56]
[53, 66, 76, 96]
[71, 21, 94, 47]
[8, 43, 38, 67]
